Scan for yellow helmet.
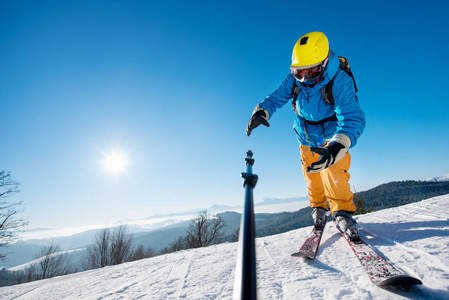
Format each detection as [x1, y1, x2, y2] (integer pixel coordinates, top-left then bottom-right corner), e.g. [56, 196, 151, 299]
[291, 32, 329, 68]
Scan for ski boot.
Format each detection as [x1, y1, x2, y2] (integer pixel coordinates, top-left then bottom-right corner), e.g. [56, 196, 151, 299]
[335, 212, 361, 243]
[312, 207, 328, 231]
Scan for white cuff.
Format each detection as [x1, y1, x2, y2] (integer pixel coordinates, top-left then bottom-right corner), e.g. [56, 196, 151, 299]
[253, 105, 269, 119]
[330, 134, 351, 149]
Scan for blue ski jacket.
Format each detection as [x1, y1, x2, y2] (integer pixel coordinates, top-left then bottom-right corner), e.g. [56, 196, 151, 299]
[258, 50, 366, 148]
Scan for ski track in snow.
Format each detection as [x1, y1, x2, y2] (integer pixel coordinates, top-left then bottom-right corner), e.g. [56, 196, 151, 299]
[1, 195, 449, 299]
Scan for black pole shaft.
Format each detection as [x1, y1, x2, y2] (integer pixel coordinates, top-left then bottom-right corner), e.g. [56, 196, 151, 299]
[233, 150, 258, 300]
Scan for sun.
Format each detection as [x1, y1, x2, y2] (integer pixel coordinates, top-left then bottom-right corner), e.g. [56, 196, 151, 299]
[103, 152, 128, 174]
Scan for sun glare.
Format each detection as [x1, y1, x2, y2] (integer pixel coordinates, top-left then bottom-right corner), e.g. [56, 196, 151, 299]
[103, 152, 128, 174]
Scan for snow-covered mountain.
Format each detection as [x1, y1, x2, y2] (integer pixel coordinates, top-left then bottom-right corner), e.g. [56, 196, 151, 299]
[1, 194, 448, 299]
[426, 174, 449, 182]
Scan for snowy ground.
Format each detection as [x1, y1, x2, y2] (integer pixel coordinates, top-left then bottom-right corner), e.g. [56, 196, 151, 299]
[1, 195, 448, 300]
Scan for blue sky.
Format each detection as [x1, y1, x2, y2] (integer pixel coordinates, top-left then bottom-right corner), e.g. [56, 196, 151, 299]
[1, 0, 448, 231]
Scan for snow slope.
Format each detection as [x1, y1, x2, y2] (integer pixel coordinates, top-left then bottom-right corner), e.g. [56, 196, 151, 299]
[1, 195, 448, 300]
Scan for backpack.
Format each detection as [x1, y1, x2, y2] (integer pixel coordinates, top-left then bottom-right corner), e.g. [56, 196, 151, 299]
[291, 56, 358, 113]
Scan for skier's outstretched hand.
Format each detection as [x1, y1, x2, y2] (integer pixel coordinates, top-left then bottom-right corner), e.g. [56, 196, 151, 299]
[306, 134, 351, 173]
[246, 107, 270, 136]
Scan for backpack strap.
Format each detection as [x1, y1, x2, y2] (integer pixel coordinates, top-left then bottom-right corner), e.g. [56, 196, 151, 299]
[320, 78, 335, 106]
[338, 56, 358, 93]
[304, 113, 338, 126]
[291, 80, 301, 113]
[320, 57, 358, 106]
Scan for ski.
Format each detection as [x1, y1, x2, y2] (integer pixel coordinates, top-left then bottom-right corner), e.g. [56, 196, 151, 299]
[334, 220, 422, 286]
[291, 213, 330, 259]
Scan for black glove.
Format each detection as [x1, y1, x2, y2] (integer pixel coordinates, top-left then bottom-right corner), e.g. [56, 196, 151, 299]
[306, 134, 351, 173]
[246, 108, 270, 136]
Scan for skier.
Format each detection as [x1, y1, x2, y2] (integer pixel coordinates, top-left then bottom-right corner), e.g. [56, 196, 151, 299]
[246, 31, 365, 241]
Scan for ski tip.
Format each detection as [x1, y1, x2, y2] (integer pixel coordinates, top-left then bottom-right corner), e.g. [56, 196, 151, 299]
[376, 275, 423, 287]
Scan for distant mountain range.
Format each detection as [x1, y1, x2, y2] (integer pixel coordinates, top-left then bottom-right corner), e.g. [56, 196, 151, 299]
[256, 196, 308, 205]
[115, 196, 308, 227]
[426, 174, 449, 182]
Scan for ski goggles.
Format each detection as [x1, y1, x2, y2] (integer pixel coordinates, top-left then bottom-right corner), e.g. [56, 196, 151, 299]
[290, 58, 329, 81]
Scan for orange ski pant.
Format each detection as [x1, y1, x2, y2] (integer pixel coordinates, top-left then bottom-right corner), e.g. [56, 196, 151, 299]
[300, 144, 356, 215]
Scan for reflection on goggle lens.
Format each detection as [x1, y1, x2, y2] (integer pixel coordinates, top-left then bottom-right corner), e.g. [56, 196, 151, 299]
[290, 65, 322, 79]
[290, 58, 328, 81]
